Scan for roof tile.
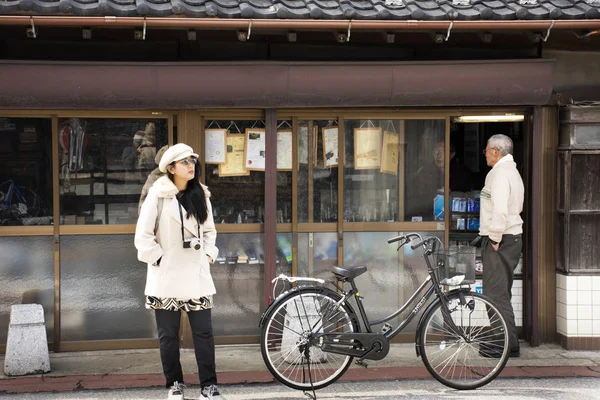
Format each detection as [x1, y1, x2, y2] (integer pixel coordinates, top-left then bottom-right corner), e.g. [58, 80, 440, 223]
[0, 0, 598, 21]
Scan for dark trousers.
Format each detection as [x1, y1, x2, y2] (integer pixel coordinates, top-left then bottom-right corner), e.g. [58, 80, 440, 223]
[154, 308, 217, 389]
[482, 234, 522, 350]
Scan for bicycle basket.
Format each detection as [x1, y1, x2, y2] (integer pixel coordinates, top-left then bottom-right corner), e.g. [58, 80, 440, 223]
[432, 245, 476, 285]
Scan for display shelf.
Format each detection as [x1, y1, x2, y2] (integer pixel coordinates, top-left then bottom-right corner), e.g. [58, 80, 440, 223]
[449, 231, 478, 241]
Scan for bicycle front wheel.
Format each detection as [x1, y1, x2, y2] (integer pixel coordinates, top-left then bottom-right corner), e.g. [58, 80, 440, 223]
[419, 291, 509, 390]
[260, 287, 360, 390]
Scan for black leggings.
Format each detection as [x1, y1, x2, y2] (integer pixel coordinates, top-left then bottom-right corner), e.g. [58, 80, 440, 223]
[154, 308, 217, 389]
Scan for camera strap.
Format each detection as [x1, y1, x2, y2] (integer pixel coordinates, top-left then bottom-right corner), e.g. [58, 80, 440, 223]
[177, 197, 200, 242]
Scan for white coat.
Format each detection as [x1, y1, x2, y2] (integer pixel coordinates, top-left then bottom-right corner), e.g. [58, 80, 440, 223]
[134, 175, 219, 299]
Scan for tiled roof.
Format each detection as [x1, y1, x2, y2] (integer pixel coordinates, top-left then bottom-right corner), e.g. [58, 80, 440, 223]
[0, 0, 599, 20]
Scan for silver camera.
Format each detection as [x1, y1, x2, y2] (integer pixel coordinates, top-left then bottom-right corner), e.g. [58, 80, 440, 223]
[183, 238, 202, 250]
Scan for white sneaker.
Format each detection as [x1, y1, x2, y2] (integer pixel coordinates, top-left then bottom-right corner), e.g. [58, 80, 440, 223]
[201, 384, 226, 400]
[167, 381, 185, 400]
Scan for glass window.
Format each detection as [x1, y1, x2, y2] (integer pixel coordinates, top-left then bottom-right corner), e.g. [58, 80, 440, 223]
[58, 118, 168, 225]
[298, 232, 337, 281]
[276, 120, 292, 223]
[60, 235, 156, 341]
[0, 117, 53, 226]
[204, 120, 265, 224]
[575, 125, 600, 146]
[344, 119, 446, 222]
[276, 232, 293, 273]
[298, 120, 339, 223]
[212, 233, 264, 336]
[0, 236, 54, 345]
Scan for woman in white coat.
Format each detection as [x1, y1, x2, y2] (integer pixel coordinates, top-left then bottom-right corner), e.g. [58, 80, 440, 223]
[135, 143, 225, 400]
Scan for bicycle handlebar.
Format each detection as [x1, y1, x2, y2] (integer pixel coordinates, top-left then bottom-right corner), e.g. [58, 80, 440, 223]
[388, 233, 443, 252]
[410, 240, 426, 250]
[387, 236, 404, 244]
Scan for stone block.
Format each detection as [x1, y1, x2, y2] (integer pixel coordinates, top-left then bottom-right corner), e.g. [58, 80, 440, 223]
[4, 304, 51, 376]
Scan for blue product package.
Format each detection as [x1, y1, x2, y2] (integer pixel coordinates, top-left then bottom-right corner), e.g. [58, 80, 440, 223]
[451, 197, 460, 212]
[459, 198, 467, 212]
[467, 217, 480, 231]
[468, 198, 480, 213]
[434, 194, 444, 221]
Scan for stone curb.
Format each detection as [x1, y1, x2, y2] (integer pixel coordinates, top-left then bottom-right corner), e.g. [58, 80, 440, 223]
[2, 366, 600, 394]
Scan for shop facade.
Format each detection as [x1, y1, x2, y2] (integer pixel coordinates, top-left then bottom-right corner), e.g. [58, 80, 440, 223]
[1, 0, 600, 352]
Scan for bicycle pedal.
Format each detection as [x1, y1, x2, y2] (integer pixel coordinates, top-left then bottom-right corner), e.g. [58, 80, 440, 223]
[381, 323, 392, 335]
[355, 359, 369, 368]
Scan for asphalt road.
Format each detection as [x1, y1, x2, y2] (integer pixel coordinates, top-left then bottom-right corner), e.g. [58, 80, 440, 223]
[3, 378, 600, 400]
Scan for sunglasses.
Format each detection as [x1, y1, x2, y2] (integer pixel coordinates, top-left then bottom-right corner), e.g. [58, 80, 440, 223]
[175, 157, 198, 167]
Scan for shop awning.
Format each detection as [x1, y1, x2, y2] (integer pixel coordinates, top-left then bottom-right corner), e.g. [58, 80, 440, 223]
[0, 59, 554, 109]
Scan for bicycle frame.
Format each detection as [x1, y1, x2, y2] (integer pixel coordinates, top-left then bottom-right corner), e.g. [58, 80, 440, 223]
[0, 180, 24, 210]
[332, 241, 450, 340]
[311, 235, 469, 360]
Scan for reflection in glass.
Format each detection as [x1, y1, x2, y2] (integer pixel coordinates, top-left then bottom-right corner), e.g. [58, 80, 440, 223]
[212, 233, 264, 336]
[60, 235, 155, 341]
[297, 232, 337, 282]
[0, 118, 53, 226]
[58, 118, 168, 225]
[0, 237, 54, 345]
[344, 119, 445, 222]
[298, 120, 339, 223]
[204, 120, 266, 224]
[343, 231, 442, 333]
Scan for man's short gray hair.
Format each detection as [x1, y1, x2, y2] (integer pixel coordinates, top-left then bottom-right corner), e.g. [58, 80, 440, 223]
[487, 134, 513, 156]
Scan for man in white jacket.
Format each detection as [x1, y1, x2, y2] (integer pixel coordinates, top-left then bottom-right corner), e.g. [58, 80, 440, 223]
[479, 134, 524, 358]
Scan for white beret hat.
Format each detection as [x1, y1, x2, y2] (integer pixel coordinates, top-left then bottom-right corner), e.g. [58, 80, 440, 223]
[158, 143, 199, 173]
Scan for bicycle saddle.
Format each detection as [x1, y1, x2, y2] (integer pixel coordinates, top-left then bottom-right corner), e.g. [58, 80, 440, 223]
[332, 265, 367, 279]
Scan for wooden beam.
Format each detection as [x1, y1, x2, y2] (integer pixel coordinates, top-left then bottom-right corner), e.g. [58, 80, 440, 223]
[530, 106, 558, 345]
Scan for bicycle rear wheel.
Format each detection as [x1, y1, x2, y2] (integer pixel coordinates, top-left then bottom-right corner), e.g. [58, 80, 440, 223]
[260, 287, 360, 391]
[419, 291, 509, 390]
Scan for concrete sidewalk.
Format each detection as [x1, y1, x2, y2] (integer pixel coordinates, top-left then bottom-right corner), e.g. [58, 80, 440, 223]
[1, 343, 600, 394]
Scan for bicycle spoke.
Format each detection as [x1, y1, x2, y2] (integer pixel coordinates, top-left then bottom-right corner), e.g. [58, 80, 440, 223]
[262, 290, 357, 390]
[421, 293, 509, 390]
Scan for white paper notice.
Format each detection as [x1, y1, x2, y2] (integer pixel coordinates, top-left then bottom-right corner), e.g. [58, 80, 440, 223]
[245, 128, 266, 171]
[277, 130, 292, 170]
[205, 129, 227, 164]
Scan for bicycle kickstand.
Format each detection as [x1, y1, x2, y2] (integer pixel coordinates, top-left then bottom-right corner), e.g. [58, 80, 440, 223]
[302, 345, 318, 400]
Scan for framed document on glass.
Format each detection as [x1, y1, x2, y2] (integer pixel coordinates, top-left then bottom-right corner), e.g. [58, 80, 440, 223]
[298, 125, 309, 165]
[277, 130, 293, 171]
[204, 128, 227, 164]
[322, 126, 339, 168]
[245, 128, 266, 171]
[354, 127, 382, 170]
[219, 134, 250, 177]
[380, 131, 399, 175]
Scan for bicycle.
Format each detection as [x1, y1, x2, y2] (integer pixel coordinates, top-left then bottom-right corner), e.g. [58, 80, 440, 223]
[0, 179, 41, 222]
[259, 232, 509, 396]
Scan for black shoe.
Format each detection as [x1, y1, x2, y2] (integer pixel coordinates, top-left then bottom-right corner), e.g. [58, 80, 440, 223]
[479, 347, 503, 359]
[510, 346, 520, 358]
[479, 346, 520, 359]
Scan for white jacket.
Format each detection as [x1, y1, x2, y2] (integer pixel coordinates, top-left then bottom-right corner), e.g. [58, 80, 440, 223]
[479, 154, 524, 243]
[134, 176, 219, 299]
